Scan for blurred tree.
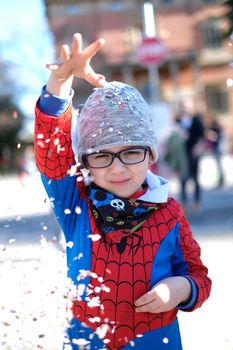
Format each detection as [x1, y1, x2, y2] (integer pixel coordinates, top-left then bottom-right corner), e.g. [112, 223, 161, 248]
[0, 96, 23, 173]
[0, 52, 24, 172]
[222, 0, 233, 39]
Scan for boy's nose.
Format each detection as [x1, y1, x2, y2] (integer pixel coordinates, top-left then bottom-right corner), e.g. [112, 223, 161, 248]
[109, 156, 126, 172]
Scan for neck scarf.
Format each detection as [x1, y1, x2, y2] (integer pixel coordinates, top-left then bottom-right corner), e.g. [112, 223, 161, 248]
[86, 183, 158, 244]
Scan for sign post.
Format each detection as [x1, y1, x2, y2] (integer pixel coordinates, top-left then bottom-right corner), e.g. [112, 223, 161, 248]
[137, 36, 167, 103]
[139, 2, 167, 104]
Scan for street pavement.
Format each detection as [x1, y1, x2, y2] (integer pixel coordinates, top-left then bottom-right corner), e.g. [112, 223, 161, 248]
[0, 154, 233, 349]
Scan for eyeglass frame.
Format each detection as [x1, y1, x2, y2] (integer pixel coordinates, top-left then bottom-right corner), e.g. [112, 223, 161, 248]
[82, 146, 150, 169]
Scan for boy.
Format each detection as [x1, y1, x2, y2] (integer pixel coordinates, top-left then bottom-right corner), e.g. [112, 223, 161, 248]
[34, 33, 211, 350]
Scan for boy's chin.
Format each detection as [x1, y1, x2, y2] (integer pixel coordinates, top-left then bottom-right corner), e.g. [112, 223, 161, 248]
[107, 186, 142, 198]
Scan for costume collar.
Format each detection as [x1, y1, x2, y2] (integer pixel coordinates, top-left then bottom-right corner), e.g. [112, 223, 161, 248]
[139, 171, 169, 203]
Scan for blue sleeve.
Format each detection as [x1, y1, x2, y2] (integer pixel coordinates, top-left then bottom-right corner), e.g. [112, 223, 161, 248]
[177, 276, 198, 310]
[41, 173, 81, 237]
[38, 85, 74, 116]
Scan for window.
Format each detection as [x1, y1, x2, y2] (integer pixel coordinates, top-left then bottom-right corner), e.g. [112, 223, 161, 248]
[159, 0, 174, 6]
[205, 85, 229, 113]
[201, 18, 223, 48]
[201, 0, 217, 3]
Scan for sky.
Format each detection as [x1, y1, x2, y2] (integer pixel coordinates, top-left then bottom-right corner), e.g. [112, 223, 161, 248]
[0, 0, 55, 138]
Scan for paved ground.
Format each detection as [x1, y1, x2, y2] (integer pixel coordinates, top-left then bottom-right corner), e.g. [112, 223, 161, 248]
[0, 154, 233, 349]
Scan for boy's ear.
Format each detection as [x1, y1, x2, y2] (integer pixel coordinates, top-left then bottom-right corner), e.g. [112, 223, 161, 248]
[148, 151, 153, 165]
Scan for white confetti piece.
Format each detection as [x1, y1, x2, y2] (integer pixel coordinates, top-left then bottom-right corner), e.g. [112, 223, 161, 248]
[54, 138, 60, 146]
[88, 234, 101, 242]
[72, 338, 90, 346]
[76, 175, 83, 182]
[90, 272, 98, 279]
[66, 241, 74, 248]
[64, 208, 71, 215]
[96, 324, 109, 339]
[37, 133, 44, 139]
[88, 316, 101, 323]
[75, 206, 82, 215]
[87, 296, 101, 308]
[227, 78, 233, 87]
[163, 337, 169, 344]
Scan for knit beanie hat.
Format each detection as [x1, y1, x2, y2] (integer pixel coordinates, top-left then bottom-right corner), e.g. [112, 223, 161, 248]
[77, 81, 158, 164]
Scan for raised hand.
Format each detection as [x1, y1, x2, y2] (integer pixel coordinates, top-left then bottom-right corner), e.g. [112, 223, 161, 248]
[47, 33, 106, 88]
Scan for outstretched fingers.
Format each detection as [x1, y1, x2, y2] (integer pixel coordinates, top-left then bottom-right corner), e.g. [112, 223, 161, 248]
[84, 38, 105, 59]
[60, 44, 71, 62]
[72, 33, 82, 54]
[45, 33, 106, 84]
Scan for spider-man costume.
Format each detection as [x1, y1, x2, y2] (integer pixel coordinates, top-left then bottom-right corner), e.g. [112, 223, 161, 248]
[34, 88, 211, 350]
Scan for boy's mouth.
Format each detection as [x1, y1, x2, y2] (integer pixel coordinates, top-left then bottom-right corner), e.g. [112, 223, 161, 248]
[109, 178, 130, 185]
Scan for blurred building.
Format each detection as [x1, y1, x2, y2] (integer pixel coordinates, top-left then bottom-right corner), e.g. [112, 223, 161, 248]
[44, 0, 233, 148]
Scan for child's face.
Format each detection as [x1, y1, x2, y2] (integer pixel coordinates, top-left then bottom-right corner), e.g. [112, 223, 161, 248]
[87, 145, 153, 197]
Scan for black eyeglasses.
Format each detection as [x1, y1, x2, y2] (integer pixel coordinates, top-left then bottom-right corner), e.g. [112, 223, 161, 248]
[82, 147, 149, 168]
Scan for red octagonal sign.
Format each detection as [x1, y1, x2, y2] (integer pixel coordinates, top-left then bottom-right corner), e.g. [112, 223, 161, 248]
[137, 37, 167, 67]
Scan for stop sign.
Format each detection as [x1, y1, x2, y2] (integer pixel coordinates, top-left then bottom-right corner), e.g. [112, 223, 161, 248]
[137, 37, 167, 66]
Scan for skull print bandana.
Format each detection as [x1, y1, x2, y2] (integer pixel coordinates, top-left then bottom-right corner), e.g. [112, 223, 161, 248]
[86, 183, 158, 244]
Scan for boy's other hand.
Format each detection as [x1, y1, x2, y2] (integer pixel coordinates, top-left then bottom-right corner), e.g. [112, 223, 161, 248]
[46, 33, 106, 88]
[135, 276, 191, 313]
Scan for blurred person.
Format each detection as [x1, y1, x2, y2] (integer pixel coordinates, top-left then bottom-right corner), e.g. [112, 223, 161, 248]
[176, 99, 205, 212]
[17, 146, 36, 186]
[34, 33, 211, 350]
[205, 117, 224, 187]
[163, 114, 189, 186]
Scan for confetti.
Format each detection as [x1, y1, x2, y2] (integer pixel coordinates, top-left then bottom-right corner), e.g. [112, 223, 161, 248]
[53, 138, 60, 146]
[87, 296, 101, 308]
[64, 208, 71, 215]
[163, 337, 169, 344]
[88, 234, 101, 242]
[72, 338, 90, 346]
[12, 111, 18, 119]
[227, 78, 233, 87]
[75, 206, 82, 215]
[88, 316, 101, 323]
[95, 324, 109, 339]
[37, 134, 44, 139]
[66, 241, 74, 248]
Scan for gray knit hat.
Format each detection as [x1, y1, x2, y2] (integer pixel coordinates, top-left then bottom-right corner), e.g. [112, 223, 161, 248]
[77, 81, 158, 164]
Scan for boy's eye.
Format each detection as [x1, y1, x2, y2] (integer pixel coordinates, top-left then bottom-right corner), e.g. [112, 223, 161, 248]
[92, 153, 110, 160]
[123, 150, 142, 157]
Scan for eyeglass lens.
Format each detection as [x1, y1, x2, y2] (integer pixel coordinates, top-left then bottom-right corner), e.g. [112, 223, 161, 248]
[86, 148, 148, 168]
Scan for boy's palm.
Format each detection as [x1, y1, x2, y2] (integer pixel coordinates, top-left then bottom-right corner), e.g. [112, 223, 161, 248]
[47, 33, 106, 87]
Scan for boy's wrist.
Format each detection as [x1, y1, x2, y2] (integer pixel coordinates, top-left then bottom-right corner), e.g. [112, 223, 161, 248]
[46, 72, 74, 98]
[177, 277, 198, 310]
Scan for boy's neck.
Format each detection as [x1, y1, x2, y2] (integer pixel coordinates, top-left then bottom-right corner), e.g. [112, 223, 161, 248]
[130, 186, 147, 199]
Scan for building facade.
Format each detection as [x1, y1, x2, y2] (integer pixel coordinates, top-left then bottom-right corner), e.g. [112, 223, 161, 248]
[44, 0, 233, 148]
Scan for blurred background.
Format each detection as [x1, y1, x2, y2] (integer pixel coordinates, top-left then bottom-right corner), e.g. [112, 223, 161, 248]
[0, 0, 233, 349]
